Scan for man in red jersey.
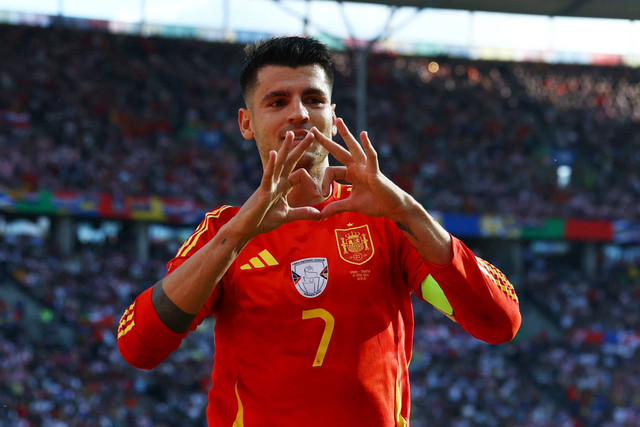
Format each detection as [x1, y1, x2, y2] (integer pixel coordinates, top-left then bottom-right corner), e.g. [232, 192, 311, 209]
[117, 36, 521, 426]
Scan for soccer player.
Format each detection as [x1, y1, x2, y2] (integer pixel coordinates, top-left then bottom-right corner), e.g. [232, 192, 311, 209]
[117, 36, 521, 426]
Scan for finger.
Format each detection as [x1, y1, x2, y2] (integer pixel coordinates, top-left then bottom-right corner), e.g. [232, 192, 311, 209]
[288, 168, 320, 197]
[320, 198, 353, 219]
[360, 131, 380, 172]
[285, 206, 322, 223]
[311, 127, 353, 166]
[274, 132, 294, 178]
[283, 131, 315, 176]
[260, 150, 278, 188]
[321, 166, 347, 197]
[336, 118, 366, 163]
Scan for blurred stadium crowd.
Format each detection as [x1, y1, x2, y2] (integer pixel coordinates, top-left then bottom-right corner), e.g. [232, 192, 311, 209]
[2, 24, 640, 219]
[1, 24, 640, 426]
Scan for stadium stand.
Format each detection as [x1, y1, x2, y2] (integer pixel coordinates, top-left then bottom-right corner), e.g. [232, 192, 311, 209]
[2, 24, 640, 220]
[1, 23, 639, 426]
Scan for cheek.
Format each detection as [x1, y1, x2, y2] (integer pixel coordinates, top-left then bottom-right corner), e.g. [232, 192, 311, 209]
[315, 111, 335, 133]
[252, 123, 269, 143]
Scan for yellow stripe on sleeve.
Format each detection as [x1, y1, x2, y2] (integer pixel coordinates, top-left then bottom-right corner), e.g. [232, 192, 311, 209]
[176, 206, 231, 258]
[477, 258, 519, 303]
[117, 302, 136, 338]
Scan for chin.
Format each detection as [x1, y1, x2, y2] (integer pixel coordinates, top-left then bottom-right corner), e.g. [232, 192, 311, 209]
[293, 157, 313, 171]
[298, 151, 329, 171]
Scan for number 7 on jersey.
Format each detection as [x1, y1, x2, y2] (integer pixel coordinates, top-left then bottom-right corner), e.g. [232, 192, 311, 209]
[302, 309, 335, 367]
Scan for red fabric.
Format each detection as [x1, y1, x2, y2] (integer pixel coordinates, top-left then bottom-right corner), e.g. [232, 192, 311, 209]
[117, 287, 186, 370]
[425, 241, 521, 344]
[117, 182, 521, 426]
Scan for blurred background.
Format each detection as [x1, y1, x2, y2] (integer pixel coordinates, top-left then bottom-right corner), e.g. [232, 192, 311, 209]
[1, 1, 639, 426]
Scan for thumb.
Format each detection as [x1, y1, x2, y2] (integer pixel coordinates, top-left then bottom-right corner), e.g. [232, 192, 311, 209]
[321, 199, 353, 219]
[289, 169, 321, 197]
[286, 206, 322, 223]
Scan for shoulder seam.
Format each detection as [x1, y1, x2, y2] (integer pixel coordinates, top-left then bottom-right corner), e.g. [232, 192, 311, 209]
[175, 205, 234, 258]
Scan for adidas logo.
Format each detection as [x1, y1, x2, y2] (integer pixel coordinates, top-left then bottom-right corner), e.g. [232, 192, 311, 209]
[240, 249, 279, 270]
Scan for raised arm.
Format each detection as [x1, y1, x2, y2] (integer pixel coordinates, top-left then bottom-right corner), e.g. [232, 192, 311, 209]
[118, 131, 323, 369]
[311, 119, 452, 265]
[160, 131, 322, 317]
[311, 119, 521, 343]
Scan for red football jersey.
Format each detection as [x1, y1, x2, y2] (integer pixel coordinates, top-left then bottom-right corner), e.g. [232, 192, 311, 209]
[118, 182, 521, 426]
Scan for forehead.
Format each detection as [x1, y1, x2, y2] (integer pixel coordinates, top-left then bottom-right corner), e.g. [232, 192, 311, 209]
[252, 64, 331, 99]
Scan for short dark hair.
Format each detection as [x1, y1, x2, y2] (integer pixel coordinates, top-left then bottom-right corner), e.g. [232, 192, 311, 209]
[239, 36, 334, 102]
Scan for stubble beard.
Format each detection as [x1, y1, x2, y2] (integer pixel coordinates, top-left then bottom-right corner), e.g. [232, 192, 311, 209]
[294, 143, 329, 175]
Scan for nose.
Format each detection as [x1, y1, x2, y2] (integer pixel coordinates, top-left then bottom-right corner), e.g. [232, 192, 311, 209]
[288, 97, 309, 124]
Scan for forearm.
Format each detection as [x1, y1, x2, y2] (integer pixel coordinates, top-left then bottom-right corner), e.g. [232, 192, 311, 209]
[391, 195, 521, 343]
[390, 194, 453, 266]
[118, 210, 253, 368]
[118, 286, 186, 369]
[161, 220, 250, 315]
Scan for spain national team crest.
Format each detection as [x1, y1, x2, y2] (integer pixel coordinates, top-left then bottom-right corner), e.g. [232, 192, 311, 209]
[291, 258, 329, 298]
[335, 224, 374, 265]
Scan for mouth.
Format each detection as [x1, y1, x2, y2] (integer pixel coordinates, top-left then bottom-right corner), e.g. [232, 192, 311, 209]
[282, 129, 311, 141]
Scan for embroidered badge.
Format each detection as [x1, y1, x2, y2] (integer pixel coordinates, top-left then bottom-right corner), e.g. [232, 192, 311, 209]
[291, 258, 329, 298]
[335, 224, 374, 265]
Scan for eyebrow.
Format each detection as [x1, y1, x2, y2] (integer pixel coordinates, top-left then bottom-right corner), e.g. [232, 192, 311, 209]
[260, 87, 329, 103]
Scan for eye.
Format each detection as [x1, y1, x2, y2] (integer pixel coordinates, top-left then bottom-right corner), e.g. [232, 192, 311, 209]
[269, 99, 285, 107]
[306, 96, 324, 105]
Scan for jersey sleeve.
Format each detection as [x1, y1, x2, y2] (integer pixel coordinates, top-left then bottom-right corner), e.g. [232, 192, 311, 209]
[117, 205, 238, 370]
[402, 234, 521, 344]
[117, 286, 187, 369]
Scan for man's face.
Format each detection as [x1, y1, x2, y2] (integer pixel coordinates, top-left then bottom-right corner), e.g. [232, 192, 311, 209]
[238, 64, 337, 171]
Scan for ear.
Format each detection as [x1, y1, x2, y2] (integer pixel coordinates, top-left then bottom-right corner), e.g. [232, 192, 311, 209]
[331, 104, 337, 136]
[238, 108, 254, 140]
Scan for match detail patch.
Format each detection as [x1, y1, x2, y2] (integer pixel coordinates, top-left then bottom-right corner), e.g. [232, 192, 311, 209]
[291, 258, 329, 298]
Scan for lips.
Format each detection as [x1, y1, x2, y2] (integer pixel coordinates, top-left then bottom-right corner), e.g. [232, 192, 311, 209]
[282, 129, 311, 141]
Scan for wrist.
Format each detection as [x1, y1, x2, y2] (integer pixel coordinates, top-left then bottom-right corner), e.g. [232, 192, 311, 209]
[391, 198, 453, 266]
[387, 193, 423, 224]
[217, 219, 254, 254]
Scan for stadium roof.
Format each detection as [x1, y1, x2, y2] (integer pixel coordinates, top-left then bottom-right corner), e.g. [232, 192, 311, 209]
[344, 0, 640, 21]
